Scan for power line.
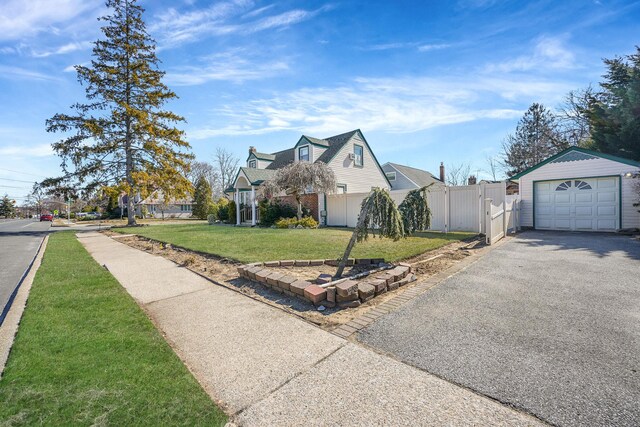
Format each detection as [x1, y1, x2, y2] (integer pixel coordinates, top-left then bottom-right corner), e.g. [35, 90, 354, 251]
[0, 177, 37, 184]
[0, 168, 48, 178]
[0, 185, 30, 189]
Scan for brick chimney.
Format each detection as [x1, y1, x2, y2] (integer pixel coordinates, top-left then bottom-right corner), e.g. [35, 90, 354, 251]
[249, 146, 256, 155]
[439, 162, 445, 182]
[468, 175, 477, 185]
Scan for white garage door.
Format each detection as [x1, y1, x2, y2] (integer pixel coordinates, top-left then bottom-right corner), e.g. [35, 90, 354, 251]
[535, 177, 619, 231]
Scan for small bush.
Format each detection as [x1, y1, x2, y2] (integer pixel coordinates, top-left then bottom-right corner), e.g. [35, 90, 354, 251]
[297, 216, 319, 229]
[260, 200, 297, 226]
[274, 216, 318, 229]
[207, 214, 217, 225]
[226, 201, 236, 223]
[208, 203, 219, 221]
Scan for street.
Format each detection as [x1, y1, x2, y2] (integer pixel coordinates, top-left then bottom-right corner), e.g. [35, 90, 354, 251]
[0, 219, 50, 319]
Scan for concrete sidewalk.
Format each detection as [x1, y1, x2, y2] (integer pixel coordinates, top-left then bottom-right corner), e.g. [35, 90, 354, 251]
[79, 232, 543, 426]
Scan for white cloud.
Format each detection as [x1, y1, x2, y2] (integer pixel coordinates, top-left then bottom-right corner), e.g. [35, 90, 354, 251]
[0, 65, 58, 81]
[187, 73, 568, 139]
[0, 143, 53, 157]
[485, 35, 577, 73]
[166, 49, 289, 85]
[151, 1, 330, 48]
[0, 0, 99, 41]
[30, 40, 93, 58]
[417, 43, 451, 52]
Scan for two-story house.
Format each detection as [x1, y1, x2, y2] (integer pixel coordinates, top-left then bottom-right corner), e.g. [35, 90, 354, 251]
[229, 129, 390, 225]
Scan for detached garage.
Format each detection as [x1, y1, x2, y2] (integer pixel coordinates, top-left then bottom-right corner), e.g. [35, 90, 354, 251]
[511, 147, 640, 232]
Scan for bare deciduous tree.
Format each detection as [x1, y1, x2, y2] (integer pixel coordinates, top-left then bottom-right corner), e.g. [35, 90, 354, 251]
[446, 163, 471, 186]
[557, 86, 593, 147]
[214, 147, 239, 197]
[484, 155, 502, 181]
[188, 160, 219, 194]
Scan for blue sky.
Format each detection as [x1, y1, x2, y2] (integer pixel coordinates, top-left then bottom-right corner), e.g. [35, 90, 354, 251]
[1, 0, 639, 202]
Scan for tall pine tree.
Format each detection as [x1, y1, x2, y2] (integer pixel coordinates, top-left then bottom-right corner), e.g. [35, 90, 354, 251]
[502, 103, 568, 176]
[587, 46, 640, 161]
[45, 0, 193, 226]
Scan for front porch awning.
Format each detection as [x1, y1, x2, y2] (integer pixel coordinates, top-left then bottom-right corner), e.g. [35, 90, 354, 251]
[232, 167, 276, 190]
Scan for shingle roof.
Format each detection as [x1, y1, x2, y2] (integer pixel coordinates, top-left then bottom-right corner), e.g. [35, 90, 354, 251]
[303, 135, 330, 147]
[386, 163, 443, 187]
[239, 167, 276, 185]
[252, 151, 276, 161]
[315, 130, 360, 164]
[265, 148, 295, 170]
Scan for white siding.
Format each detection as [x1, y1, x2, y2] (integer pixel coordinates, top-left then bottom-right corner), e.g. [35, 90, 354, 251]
[246, 154, 271, 169]
[312, 145, 327, 162]
[327, 134, 389, 193]
[519, 157, 640, 230]
[293, 142, 327, 163]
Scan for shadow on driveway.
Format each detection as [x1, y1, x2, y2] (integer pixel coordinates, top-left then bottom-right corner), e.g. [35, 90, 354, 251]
[513, 230, 640, 260]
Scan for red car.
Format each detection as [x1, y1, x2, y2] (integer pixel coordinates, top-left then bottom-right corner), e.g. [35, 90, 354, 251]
[40, 213, 53, 222]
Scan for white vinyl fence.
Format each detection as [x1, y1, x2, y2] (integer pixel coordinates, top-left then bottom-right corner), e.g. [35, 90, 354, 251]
[325, 182, 511, 234]
[484, 195, 521, 245]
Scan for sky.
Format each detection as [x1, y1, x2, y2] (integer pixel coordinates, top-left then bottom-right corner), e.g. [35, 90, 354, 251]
[1, 0, 639, 203]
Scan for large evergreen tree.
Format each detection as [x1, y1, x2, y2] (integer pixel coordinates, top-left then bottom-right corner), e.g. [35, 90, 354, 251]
[45, 0, 193, 226]
[0, 194, 16, 218]
[192, 175, 213, 220]
[502, 103, 568, 176]
[586, 46, 640, 161]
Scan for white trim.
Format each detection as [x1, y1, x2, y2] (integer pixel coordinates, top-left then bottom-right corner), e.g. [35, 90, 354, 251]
[298, 145, 311, 162]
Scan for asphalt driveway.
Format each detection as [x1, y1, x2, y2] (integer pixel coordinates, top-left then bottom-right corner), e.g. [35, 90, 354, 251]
[358, 231, 640, 427]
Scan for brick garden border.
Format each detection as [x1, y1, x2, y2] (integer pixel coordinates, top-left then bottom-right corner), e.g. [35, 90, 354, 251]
[237, 258, 416, 309]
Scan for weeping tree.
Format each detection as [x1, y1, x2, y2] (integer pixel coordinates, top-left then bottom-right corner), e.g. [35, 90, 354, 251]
[335, 186, 432, 278]
[399, 185, 432, 234]
[261, 161, 336, 219]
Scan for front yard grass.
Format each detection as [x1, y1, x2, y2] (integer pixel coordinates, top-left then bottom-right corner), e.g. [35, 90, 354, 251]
[113, 224, 475, 263]
[0, 232, 227, 426]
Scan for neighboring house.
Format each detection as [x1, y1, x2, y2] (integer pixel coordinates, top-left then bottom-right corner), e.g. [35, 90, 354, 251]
[480, 180, 519, 195]
[381, 162, 444, 191]
[229, 129, 390, 225]
[509, 147, 640, 232]
[138, 191, 194, 219]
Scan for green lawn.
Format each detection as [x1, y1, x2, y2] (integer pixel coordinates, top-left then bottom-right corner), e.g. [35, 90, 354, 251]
[0, 232, 227, 426]
[114, 224, 475, 263]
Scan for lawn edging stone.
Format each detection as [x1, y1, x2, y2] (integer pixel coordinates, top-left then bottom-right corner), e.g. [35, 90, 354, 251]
[236, 257, 417, 310]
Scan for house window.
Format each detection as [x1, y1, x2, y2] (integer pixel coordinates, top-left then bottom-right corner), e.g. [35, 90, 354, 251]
[354, 144, 363, 167]
[336, 184, 347, 194]
[574, 180, 592, 190]
[386, 172, 396, 181]
[555, 181, 572, 191]
[249, 159, 257, 168]
[299, 145, 310, 162]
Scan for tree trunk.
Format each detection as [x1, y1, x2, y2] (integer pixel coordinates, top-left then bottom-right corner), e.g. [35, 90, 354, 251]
[296, 193, 302, 220]
[335, 199, 370, 278]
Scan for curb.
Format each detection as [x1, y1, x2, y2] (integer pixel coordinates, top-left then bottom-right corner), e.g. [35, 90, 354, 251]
[0, 235, 47, 327]
[0, 235, 49, 379]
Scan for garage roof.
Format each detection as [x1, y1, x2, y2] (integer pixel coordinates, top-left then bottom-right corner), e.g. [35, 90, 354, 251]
[509, 147, 640, 181]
